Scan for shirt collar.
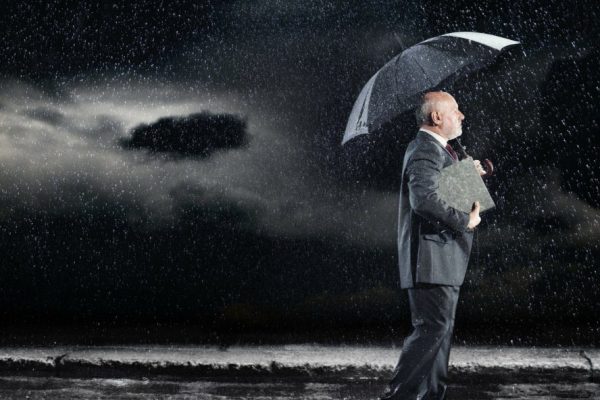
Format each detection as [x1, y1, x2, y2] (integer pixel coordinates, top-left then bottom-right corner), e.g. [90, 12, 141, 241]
[419, 128, 448, 147]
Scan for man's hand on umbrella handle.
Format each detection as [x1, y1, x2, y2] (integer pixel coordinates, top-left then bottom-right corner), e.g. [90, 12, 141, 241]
[474, 160, 486, 176]
[467, 201, 481, 230]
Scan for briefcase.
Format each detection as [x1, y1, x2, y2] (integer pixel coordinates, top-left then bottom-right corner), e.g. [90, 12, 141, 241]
[438, 157, 495, 214]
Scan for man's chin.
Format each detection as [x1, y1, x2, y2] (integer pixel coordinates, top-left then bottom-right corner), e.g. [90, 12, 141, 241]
[451, 128, 463, 139]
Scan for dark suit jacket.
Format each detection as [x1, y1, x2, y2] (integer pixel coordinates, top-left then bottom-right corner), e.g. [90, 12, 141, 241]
[397, 131, 474, 289]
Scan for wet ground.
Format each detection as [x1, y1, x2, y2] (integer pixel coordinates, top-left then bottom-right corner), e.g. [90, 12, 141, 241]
[0, 377, 599, 399]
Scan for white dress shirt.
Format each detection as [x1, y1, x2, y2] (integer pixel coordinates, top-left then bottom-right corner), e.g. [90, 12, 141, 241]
[419, 128, 448, 147]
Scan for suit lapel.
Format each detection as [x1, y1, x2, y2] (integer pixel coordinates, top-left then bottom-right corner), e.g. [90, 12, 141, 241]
[417, 130, 456, 165]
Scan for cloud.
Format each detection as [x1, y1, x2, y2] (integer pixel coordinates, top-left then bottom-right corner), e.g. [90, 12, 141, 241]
[0, 78, 402, 248]
[22, 107, 65, 126]
[122, 112, 249, 157]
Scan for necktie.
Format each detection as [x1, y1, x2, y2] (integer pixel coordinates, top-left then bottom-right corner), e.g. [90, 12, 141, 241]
[445, 143, 458, 161]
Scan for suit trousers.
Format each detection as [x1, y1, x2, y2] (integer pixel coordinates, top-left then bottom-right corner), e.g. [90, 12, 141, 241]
[388, 284, 460, 400]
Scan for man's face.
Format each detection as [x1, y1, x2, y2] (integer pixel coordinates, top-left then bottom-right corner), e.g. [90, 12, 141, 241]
[438, 95, 465, 140]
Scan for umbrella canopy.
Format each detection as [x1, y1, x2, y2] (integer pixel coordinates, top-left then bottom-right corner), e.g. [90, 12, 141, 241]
[342, 32, 520, 145]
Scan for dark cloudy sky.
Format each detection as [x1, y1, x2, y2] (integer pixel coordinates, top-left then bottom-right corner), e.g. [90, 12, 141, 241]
[1, 1, 424, 246]
[1, 0, 599, 340]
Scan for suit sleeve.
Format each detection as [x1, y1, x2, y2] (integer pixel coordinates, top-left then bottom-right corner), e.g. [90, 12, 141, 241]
[406, 143, 470, 232]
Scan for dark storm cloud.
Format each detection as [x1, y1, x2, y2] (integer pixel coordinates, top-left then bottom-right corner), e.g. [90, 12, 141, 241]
[122, 112, 248, 156]
[0, 77, 399, 248]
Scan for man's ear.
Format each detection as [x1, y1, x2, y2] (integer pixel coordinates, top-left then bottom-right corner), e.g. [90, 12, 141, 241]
[431, 111, 441, 126]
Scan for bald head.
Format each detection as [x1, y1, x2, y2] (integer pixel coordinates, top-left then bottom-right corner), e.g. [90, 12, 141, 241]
[415, 91, 464, 140]
[416, 91, 451, 125]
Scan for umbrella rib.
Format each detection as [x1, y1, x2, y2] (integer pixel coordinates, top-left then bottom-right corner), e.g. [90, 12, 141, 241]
[410, 54, 435, 87]
[394, 50, 436, 109]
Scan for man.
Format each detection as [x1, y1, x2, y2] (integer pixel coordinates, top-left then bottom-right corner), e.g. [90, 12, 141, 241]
[380, 91, 484, 400]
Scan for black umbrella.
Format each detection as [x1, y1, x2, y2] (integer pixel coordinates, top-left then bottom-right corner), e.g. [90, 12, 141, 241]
[342, 32, 520, 145]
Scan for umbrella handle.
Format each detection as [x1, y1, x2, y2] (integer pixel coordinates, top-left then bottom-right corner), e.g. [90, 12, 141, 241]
[482, 159, 494, 177]
[455, 139, 494, 177]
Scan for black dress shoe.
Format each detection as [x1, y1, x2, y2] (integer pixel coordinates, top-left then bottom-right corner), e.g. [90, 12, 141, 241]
[378, 385, 402, 400]
[379, 385, 432, 400]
